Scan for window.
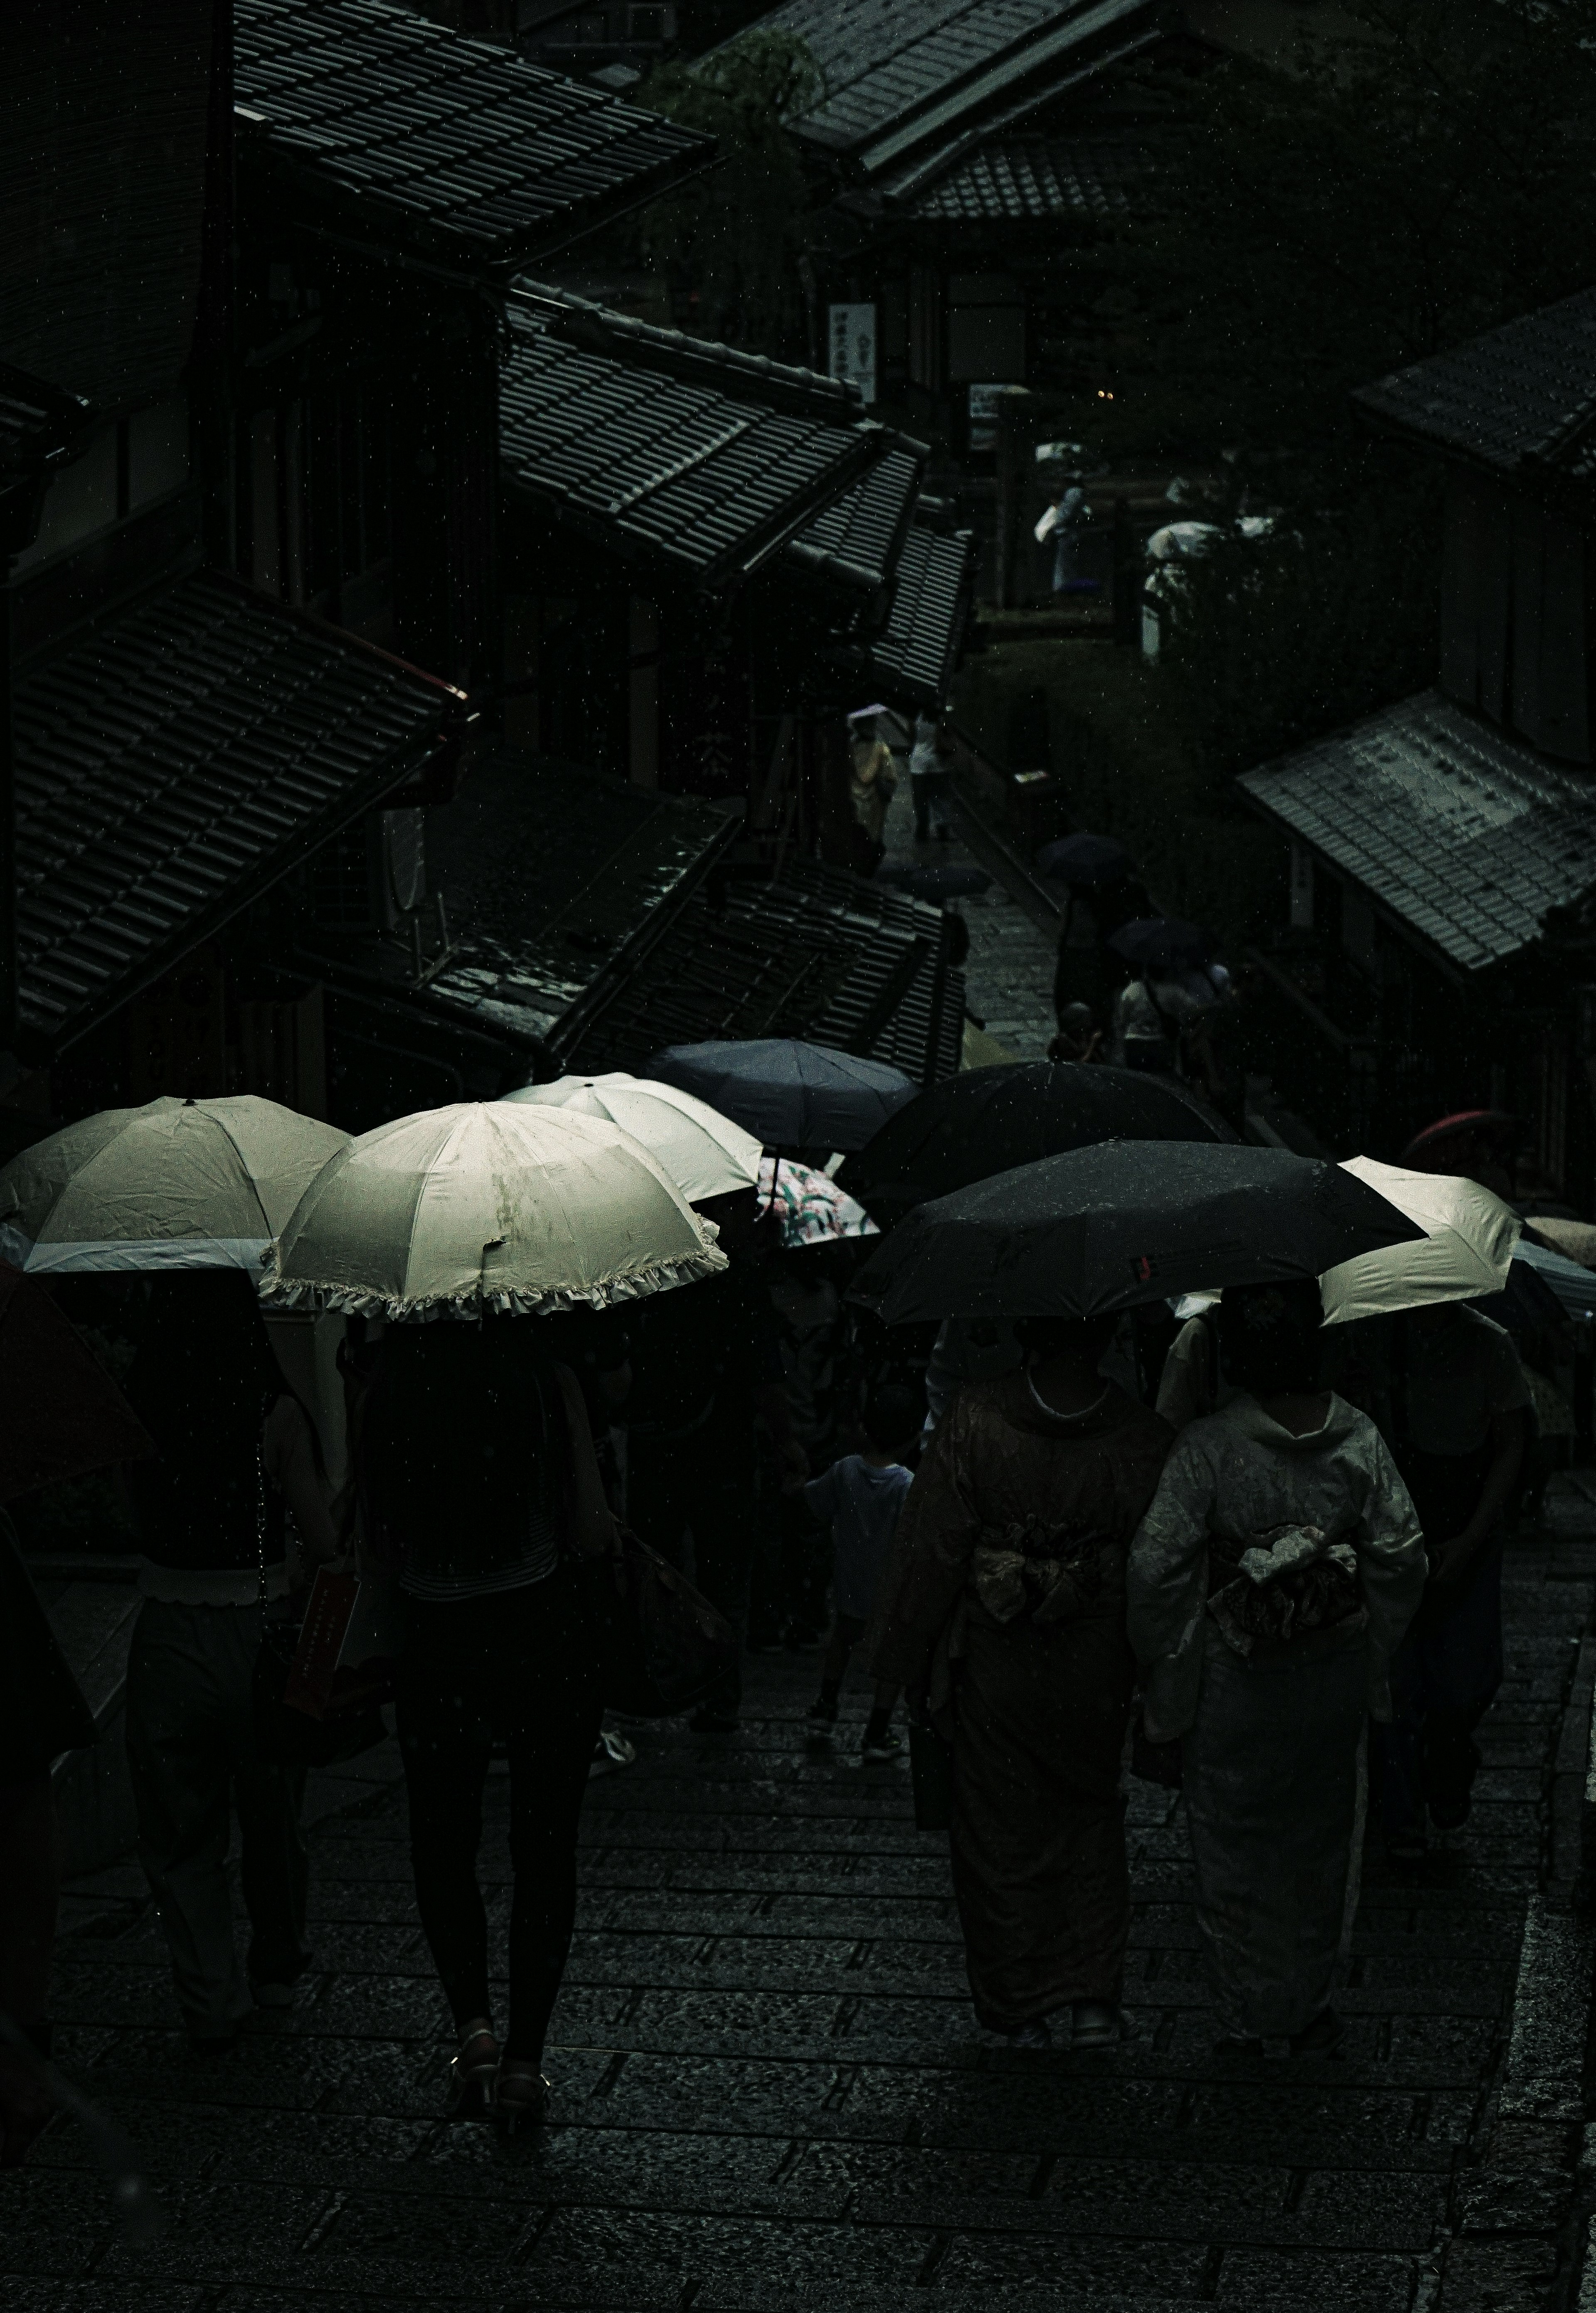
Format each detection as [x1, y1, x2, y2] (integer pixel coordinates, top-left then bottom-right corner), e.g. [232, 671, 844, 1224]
[630, 6, 664, 36]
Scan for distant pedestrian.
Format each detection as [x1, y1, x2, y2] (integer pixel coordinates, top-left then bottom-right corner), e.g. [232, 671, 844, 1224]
[1048, 474, 1093, 594]
[359, 1317, 616, 2132]
[121, 1273, 342, 2051]
[871, 1316, 1172, 2049]
[909, 714, 954, 843]
[1128, 1281, 1426, 2054]
[1371, 1305, 1531, 1860]
[847, 713, 899, 865]
[803, 1381, 920, 1759]
[624, 1190, 806, 1730]
[1047, 1000, 1104, 1066]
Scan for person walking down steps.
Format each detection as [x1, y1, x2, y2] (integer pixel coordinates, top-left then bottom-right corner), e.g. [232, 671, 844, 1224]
[803, 1382, 921, 1760]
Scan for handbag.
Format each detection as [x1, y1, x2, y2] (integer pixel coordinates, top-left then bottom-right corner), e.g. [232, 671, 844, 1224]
[250, 1425, 388, 1771]
[588, 1526, 738, 1718]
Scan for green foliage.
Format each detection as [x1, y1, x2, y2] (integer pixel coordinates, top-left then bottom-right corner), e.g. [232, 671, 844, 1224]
[953, 642, 1286, 951]
[1158, 442, 1444, 783]
[632, 31, 820, 355]
[1124, 0, 1596, 456]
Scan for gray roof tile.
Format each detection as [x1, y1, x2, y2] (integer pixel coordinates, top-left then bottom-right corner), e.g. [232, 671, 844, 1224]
[718, 0, 1157, 170]
[1354, 284, 1596, 481]
[236, 0, 714, 270]
[896, 134, 1151, 218]
[1238, 689, 1596, 972]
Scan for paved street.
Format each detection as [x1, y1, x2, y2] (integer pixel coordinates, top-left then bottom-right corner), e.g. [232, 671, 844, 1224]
[877, 769, 1060, 1063]
[5, 1497, 1594, 2310]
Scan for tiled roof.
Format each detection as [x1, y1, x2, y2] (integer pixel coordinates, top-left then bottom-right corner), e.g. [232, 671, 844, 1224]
[1353, 285, 1596, 485]
[234, 0, 715, 271]
[572, 857, 964, 1086]
[500, 286, 885, 585]
[782, 443, 925, 595]
[13, 570, 460, 1050]
[1237, 688, 1596, 974]
[721, 0, 1158, 172]
[392, 747, 734, 1054]
[870, 510, 976, 710]
[896, 135, 1151, 219]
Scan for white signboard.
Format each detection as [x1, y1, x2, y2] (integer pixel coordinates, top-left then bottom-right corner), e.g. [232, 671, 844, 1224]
[827, 303, 877, 406]
[967, 382, 1023, 451]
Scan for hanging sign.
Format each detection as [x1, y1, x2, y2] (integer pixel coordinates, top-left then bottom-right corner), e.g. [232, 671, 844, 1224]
[827, 303, 877, 405]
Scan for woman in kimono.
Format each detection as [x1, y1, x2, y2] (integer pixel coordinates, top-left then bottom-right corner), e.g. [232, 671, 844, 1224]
[1127, 1281, 1425, 2053]
[869, 1315, 1172, 2049]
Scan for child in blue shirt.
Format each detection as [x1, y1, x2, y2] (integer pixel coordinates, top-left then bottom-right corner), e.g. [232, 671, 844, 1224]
[803, 1383, 919, 1759]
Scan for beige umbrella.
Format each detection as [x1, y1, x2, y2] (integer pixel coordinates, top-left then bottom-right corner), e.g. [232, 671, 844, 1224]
[501, 1072, 761, 1205]
[0, 1096, 349, 1275]
[1320, 1156, 1520, 1326]
[259, 1101, 726, 1322]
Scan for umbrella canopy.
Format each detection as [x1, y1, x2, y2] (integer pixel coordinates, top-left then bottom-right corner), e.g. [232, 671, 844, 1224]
[758, 1155, 878, 1248]
[872, 863, 993, 902]
[1399, 1109, 1518, 1169]
[1524, 1215, 1596, 1271]
[1319, 1159, 1520, 1328]
[644, 1040, 917, 1154]
[1512, 1237, 1596, 1324]
[1035, 832, 1131, 887]
[1108, 917, 1212, 975]
[0, 1261, 153, 1500]
[1474, 1258, 1569, 1338]
[837, 1061, 1225, 1225]
[500, 1072, 762, 1206]
[848, 1139, 1422, 1327]
[259, 1103, 726, 1323]
[0, 1097, 348, 1275]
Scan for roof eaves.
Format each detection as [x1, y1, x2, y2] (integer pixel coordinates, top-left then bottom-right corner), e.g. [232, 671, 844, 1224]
[873, 30, 1165, 200]
[849, 0, 1162, 178]
[512, 280, 864, 420]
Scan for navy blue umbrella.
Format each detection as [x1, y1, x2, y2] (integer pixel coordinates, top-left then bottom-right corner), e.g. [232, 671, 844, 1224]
[643, 1040, 918, 1153]
[1036, 832, 1131, 887]
[1108, 916, 1212, 975]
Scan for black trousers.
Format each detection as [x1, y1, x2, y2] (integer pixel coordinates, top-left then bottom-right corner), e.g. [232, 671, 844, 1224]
[397, 1572, 603, 2064]
[628, 1425, 755, 1711]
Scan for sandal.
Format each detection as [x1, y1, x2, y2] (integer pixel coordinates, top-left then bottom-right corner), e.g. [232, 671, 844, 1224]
[447, 2017, 500, 2118]
[496, 2059, 549, 2137]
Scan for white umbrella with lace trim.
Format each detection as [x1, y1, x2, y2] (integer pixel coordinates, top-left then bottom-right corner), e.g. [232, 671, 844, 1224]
[259, 1101, 726, 1323]
[0, 1096, 349, 1274]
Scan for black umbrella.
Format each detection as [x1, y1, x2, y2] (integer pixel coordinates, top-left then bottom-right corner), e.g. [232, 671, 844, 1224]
[837, 1062, 1227, 1225]
[873, 864, 993, 902]
[1109, 916, 1212, 975]
[643, 1039, 917, 1153]
[848, 1140, 1424, 1326]
[1036, 832, 1130, 887]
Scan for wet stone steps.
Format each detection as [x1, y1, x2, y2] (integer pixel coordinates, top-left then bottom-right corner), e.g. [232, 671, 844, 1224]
[5, 1515, 1594, 2311]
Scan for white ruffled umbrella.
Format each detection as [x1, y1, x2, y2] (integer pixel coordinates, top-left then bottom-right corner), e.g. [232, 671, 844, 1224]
[0, 1096, 349, 1274]
[1319, 1157, 1520, 1326]
[501, 1072, 761, 1205]
[259, 1101, 726, 1323]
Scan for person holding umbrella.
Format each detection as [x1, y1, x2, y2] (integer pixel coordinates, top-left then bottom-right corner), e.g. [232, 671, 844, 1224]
[0, 1095, 352, 2053]
[1317, 1160, 1532, 1862]
[854, 1139, 1425, 2052]
[266, 1100, 725, 2127]
[1128, 1281, 1426, 2054]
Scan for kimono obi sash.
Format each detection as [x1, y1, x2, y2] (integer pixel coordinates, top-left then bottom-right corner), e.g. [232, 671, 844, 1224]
[970, 1516, 1111, 1626]
[1205, 1520, 1367, 1659]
